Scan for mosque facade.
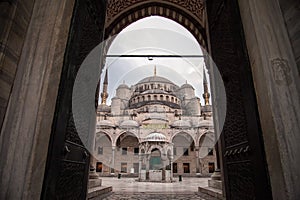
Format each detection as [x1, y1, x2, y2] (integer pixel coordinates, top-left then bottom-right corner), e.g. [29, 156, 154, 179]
[95, 67, 216, 179]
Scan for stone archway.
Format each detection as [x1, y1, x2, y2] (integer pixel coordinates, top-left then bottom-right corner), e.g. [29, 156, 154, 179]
[4, 0, 299, 199]
[104, 0, 207, 49]
[41, 0, 273, 198]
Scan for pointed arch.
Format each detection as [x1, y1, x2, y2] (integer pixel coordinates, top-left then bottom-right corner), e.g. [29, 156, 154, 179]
[105, 1, 207, 50]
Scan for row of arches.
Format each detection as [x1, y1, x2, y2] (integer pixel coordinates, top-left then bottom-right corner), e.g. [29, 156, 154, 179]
[130, 94, 180, 105]
[95, 130, 214, 151]
[135, 83, 178, 93]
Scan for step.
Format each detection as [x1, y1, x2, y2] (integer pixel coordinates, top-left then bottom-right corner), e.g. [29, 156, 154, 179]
[198, 186, 224, 199]
[208, 179, 222, 190]
[88, 179, 102, 189]
[87, 186, 112, 200]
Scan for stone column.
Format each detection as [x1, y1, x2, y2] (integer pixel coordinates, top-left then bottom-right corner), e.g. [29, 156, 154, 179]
[238, 1, 300, 199]
[170, 156, 173, 181]
[138, 152, 143, 180]
[111, 146, 115, 174]
[146, 154, 150, 180]
[195, 146, 200, 174]
[0, 0, 75, 199]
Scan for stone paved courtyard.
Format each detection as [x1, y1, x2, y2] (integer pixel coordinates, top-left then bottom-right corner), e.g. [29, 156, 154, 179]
[98, 177, 219, 199]
[102, 192, 208, 200]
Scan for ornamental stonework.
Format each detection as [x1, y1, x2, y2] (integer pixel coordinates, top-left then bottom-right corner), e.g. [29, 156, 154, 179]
[106, 0, 205, 25]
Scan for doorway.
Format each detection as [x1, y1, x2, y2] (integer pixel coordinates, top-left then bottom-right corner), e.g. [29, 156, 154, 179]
[42, 0, 272, 199]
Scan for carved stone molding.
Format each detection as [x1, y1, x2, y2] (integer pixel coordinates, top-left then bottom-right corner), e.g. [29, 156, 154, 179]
[270, 58, 291, 86]
[105, 0, 207, 49]
[106, 0, 205, 25]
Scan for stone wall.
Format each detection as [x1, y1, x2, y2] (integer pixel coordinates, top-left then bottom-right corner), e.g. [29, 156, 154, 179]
[278, 0, 300, 74]
[0, 1, 34, 128]
[238, 0, 300, 199]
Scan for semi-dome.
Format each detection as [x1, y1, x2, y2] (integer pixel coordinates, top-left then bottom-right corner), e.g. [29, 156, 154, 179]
[138, 76, 175, 85]
[171, 120, 191, 128]
[145, 132, 167, 142]
[97, 120, 115, 128]
[119, 120, 139, 128]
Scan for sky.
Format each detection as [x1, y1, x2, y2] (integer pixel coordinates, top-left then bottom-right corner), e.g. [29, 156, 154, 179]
[100, 16, 210, 105]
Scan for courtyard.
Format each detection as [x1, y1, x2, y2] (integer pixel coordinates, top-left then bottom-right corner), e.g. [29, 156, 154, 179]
[97, 177, 219, 199]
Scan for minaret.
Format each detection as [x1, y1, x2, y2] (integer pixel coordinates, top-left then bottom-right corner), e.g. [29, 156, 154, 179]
[202, 67, 210, 105]
[101, 69, 109, 105]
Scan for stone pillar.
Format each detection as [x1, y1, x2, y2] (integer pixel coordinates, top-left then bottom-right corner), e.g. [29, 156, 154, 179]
[238, 1, 300, 199]
[146, 154, 150, 180]
[0, 0, 75, 199]
[138, 152, 143, 180]
[111, 146, 115, 174]
[170, 156, 173, 181]
[195, 146, 200, 174]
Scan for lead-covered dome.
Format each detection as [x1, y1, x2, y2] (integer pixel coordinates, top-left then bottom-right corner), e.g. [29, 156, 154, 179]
[194, 119, 213, 128]
[138, 76, 175, 84]
[119, 120, 139, 128]
[97, 120, 115, 128]
[145, 132, 167, 142]
[171, 120, 192, 128]
[180, 83, 194, 89]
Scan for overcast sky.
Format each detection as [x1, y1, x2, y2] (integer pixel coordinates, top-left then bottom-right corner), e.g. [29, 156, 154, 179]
[100, 16, 210, 105]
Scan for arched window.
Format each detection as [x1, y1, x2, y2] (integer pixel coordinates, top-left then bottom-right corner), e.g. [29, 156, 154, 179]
[160, 95, 163, 101]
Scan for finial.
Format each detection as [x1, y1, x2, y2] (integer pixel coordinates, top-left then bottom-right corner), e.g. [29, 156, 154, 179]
[186, 80, 188, 84]
[154, 65, 156, 76]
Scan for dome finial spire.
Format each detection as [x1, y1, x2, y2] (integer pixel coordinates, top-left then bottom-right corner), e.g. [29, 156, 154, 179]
[154, 65, 157, 76]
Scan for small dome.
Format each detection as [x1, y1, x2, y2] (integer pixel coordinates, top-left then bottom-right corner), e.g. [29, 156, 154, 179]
[117, 83, 130, 89]
[97, 104, 111, 112]
[171, 120, 191, 128]
[180, 83, 194, 89]
[194, 120, 213, 128]
[119, 120, 139, 128]
[97, 120, 115, 128]
[145, 132, 167, 142]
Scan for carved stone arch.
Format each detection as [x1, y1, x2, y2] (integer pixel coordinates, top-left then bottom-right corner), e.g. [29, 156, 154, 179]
[96, 131, 113, 145]
[171, 131, 196, 145]
[147, 144, 165, 155]
[115, 130, 140, 146]
[104, 1, 208, 50]
[196, 130, 215, 146]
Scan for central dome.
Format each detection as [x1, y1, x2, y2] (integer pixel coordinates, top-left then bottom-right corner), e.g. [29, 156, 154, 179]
[138, 76, 175, 84]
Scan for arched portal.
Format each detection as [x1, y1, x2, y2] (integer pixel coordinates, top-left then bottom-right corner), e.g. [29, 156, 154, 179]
[40, 0, 273, 199]
[104, 0, 207, 49]
[115, 131, 140, 174]
[149, 148, 162, 170]
[94, 132, 113, 173]
[172, 132, 196, 175]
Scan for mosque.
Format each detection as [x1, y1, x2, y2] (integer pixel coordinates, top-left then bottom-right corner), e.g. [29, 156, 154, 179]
[95, 67, 216, 181]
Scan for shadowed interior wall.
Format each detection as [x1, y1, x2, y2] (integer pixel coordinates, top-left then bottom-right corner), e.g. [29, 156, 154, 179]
[0, 1, 35, 129]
